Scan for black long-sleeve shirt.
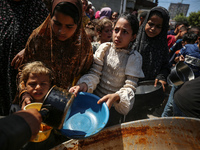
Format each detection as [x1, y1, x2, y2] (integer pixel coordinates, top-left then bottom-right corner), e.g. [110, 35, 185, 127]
[0, 115, 31, 150]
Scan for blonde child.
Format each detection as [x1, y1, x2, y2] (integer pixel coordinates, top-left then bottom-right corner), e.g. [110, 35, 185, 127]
[19, 61, 53, 109]
[69, 12, 144, 126]
[92, 17, 113, 53]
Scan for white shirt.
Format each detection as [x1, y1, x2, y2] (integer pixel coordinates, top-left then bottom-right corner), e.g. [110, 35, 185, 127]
[78, 42, 144, 115]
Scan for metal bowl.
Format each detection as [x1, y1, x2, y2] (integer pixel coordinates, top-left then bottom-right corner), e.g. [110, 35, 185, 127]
[168, 61, 195, 86]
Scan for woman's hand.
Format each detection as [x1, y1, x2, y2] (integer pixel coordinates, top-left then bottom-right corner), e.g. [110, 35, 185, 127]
[154, 79, 167, 92]
[69, 83, 88, 97]
[97, 93, 120, 109]
[11, 49, 25, 69]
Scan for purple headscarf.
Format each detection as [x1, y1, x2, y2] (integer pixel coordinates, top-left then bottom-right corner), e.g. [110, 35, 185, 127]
[99, 7, 112, 20]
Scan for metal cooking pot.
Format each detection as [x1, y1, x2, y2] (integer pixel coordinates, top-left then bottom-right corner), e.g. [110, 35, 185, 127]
[134, 80, 164, 107]
[51, 117, 200, 150]
[40, 85, 75, 129]
[125, 80, 164, 122]
[167, 61, 194, 86]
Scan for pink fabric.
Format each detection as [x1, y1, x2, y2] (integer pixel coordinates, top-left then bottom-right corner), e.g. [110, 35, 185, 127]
[167, 35, 176, 49]
[95, 11, 100, 19]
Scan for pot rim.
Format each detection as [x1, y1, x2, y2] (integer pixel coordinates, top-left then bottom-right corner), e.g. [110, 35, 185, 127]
[167, 61, 195, 86]
[136, 80, 163, 95]
[42, 85, 75, 129]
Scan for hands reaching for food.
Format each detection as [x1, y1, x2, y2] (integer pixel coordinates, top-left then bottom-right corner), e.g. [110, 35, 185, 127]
[97, 93, 120, 109]
[69, 83, 88, 97]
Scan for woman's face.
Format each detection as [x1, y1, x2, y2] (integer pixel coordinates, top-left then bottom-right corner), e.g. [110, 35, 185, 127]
[145, 15, 163, 38]
[81, 0, 87, 12]
[113, 18, 135, 49]
[51, 11, 77, 41]
[99, 24, 112, 43]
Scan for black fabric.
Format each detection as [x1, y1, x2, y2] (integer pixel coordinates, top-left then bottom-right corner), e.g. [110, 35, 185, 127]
[0, 0, 49, 115]
[174, 77, 200, 118]
[0, 115, 31, 150]
[132, 6, 170, 81]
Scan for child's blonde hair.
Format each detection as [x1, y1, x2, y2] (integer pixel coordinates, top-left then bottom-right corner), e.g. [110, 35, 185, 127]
[95, 18, 113, 40]
[95, 17, 113, 32]
[20, 61, 53, 84]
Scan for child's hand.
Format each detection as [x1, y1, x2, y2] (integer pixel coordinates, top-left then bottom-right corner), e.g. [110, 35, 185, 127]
[21, 98, 32, 110]
[69, 83, 88, 97]
[174, 56, 179, 63]
[97, 93, 120, 109]
[154, 79, 166, 92]
[179, 55, 185, 61]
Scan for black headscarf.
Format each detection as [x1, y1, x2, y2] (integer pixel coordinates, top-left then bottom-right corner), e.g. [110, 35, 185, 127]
[133, 6, 170, 81]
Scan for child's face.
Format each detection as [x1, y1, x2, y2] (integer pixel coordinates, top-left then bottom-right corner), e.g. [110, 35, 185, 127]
[81, 0, 87, 12]
[145, 15, 163, 38]
[113, 18, 135, 49]
[111, 12, 119, 21]
[99, 24, 112, 43]
[51, 11, 77, 41]
[26, 73, 51, 102]
[89, 8, 95, 17]
[179, 30, 187, 38]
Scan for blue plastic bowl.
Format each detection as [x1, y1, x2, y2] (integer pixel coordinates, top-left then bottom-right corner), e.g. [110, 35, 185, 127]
[61, 92, 109, 139]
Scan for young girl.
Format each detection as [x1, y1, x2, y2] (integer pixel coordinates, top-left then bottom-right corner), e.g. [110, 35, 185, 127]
[69, 12, 144, 126]
[10, 61, 53, 113]
[92, 17, 113, 53]
[19, 61, 53, 108]
[133, 6, 170, 91]
[111, 11, 119, 23]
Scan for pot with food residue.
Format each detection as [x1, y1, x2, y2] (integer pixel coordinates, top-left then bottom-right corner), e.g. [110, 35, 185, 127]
[51, 117, 200, 150]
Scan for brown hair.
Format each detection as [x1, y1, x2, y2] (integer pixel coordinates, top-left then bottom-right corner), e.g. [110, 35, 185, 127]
[85, 27, 96, 42]
[20, 61, 53, 85]
[95, 18, 113, 40]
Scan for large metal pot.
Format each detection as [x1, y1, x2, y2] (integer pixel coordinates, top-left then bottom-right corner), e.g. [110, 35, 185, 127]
[40, 85, 75, 129]
[133, 80, 164, 108]
[167, 61, 194, 86]
[51, 117, 200, 150]
[125, 80, 164, 122]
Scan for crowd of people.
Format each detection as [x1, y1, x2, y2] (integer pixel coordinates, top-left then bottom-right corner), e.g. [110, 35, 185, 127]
[0, 0, 200, 149]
